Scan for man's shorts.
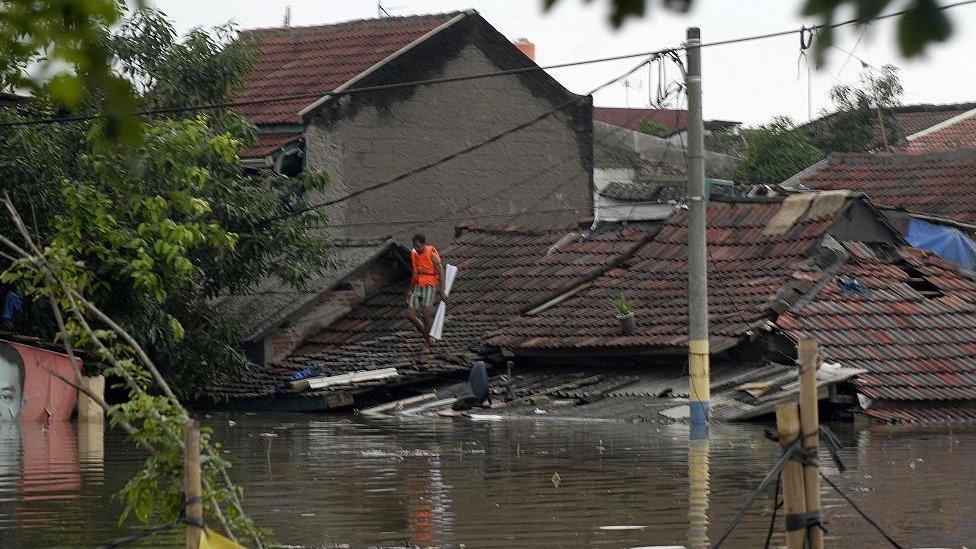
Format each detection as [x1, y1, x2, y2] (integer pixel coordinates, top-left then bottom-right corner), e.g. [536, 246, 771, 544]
[410, 285, 437, 310]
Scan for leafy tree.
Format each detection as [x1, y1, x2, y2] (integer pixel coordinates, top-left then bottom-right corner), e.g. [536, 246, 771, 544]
[636, 119, 670, 137]
[543, 0, 955, 59]
[0, 9, 333, 397]
[811, 64, 904, 152]
[730, 117, 824, 185]
[0, 0, 143, 140]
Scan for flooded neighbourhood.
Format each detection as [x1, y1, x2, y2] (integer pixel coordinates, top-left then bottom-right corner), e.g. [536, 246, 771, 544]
[2, 415, 975, 548]
[4, 0, 976, 548]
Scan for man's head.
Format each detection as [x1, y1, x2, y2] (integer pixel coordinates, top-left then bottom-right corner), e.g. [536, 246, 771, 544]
[412, 233, 427, 253]
[0, 343, 24, 420]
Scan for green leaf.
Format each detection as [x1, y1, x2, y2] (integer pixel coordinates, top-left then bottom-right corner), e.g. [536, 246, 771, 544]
[898, 0, 952, 57]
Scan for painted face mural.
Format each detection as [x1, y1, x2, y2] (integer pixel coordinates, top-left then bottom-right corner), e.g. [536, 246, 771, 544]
[0, 343, 25, 420]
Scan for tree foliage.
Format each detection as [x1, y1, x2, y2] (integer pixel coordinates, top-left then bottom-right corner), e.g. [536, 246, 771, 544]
[0, 0, 143, 140]
[730, 117, 824, 185]
[636, 119, 670, 137]
[543, 0, 955, 59]
[811, 64, 904, 153]
[0, 8, 334, 397]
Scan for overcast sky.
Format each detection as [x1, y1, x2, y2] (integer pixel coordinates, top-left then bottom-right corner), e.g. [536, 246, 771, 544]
[148, 0, 976, 125]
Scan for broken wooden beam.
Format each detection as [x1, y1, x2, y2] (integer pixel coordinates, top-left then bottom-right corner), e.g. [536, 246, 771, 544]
[290, 368, 398, 391]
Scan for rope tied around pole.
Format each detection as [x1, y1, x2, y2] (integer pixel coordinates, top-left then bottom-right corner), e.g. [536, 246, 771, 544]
[711, 426, 904, 549]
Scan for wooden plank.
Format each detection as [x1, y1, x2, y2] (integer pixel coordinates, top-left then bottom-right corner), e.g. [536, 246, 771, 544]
[291, 368, 399, 391]
[360, 392, 437, 415]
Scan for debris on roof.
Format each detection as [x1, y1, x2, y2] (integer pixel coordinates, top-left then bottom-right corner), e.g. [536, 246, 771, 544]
[792, 148, 976, 223]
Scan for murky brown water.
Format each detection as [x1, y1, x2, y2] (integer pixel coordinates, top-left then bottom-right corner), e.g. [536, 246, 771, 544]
[1, 413, 974, 548]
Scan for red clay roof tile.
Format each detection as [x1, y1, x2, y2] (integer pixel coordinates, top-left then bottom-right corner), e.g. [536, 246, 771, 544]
[797, 148, 976, 222]
[237, 12, 464, 125]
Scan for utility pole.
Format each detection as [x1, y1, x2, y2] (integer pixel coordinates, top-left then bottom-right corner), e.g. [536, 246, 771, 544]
[685, 27, 710, 437]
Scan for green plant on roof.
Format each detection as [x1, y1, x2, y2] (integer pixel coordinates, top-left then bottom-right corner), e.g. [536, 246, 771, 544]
[614, 294, 632, 316]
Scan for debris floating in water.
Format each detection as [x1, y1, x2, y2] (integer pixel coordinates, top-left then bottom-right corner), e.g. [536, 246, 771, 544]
[551, 472, 561, 488]
[598, 525, 647, 531]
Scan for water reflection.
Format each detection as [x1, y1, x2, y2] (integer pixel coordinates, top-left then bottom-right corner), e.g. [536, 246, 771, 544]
[687, 437, 710, 549]
[0, 415, 974, 548]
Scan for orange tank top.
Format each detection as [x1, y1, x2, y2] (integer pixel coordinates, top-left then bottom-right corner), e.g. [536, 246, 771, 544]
[411, 246, 439, 286]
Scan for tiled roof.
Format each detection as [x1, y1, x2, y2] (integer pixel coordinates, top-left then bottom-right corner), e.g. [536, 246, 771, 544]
[900, 114, 976, 154]
[488, 194, 852, 351]
[794, 148, 976, 222]
[780, 242, 976, 406]
[805, 102, 976, 151]
[213, 222, 661, 399]
[593, 107, 689, 134]
[240, 132, 303, 159]
[890, 103, 976, 137]
[214, 239, 398, 341]
[858, 403, 976, 423]
[236, 12, 465, 124]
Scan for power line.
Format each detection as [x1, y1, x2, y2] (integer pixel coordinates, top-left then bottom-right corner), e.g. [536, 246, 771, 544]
[264, 54, 660, 222]
[374, 105, 666, 240]
[2, 0, 974, 129]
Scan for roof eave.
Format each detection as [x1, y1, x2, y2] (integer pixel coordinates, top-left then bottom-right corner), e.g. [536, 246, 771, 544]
[245, 240, 405, 342]
[297, 10, 474, 121]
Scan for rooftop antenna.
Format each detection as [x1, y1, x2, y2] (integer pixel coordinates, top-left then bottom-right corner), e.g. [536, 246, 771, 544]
[622, 78, 643, 108]
[378, 1, 391, 17]
[283, 5, 292, 26]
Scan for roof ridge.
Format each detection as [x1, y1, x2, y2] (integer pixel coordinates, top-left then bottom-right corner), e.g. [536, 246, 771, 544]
[241, 10, 472, 34]
[825, 147, 976, 163]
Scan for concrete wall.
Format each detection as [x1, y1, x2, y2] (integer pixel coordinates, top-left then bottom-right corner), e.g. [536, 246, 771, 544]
[305, 37, 592, 245]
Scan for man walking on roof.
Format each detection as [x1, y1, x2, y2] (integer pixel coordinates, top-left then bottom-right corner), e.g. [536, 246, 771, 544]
[406, 233, 446, 349]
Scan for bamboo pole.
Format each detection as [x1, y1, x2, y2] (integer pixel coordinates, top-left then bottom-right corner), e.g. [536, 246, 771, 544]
[185, 420, 203, 549]
[798, 338, 824, 549]
[776, 403, 807, 549]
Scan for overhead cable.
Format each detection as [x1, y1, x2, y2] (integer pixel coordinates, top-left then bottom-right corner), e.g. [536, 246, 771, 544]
[2, 0, 974, 129]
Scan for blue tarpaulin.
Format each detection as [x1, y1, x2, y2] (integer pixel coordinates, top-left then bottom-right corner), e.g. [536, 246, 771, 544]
[906, 218, 976, 271]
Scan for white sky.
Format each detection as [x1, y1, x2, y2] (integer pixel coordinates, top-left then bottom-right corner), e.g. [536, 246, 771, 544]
[148, 0, 976, 125]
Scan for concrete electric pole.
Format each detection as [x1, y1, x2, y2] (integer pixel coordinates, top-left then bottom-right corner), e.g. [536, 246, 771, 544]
[685, 27, 710, 437]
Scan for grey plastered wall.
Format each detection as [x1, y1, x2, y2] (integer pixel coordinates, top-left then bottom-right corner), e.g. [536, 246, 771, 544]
[304, 19, 592, 246]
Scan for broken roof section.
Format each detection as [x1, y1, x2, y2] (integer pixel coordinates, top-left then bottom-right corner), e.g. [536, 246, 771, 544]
[208, 222, 662, 403]
[490, 192, 976, 422]
[214, 238, 403, 343]
[236, 11, 469, 125]
[488, 192, 885, 353]
[789, 148, 976, 223]
[780, 242, 976, 422]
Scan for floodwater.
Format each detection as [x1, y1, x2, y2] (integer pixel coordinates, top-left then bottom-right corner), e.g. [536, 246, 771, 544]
[1, 414, 974, 548]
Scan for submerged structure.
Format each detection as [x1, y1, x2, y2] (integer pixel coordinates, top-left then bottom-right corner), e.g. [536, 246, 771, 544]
[206, 191, 976, 423]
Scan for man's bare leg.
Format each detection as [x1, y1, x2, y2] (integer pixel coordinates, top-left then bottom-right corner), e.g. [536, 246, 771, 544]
[406, 308, 426, 342]
[422, 305, 434, 347]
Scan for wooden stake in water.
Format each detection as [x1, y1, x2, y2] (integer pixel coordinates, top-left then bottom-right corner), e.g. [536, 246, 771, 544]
[798, 338, 824, 549]
[776, 403, 807, 549]
[185, 420, 203, 549]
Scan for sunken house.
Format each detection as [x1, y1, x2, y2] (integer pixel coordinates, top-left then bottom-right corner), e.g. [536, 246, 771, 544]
[208, 192, 976, 424]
